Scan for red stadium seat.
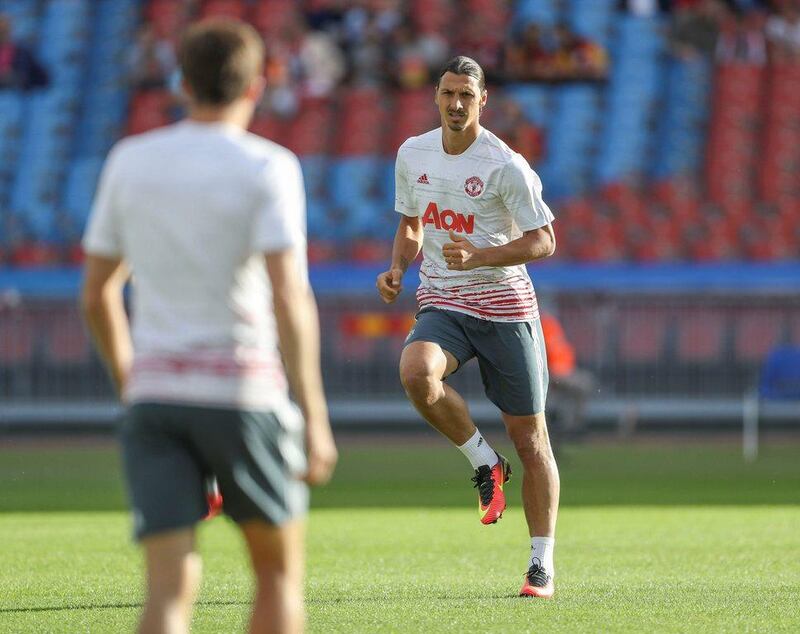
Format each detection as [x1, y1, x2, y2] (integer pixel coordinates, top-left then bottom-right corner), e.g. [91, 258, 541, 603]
[249, 0, 297, 36]
[675, 310, 726, 364]
[559, 307, 602, 366]
[284, 100, 333, 155]
[201, 0, 245, 19]
[618, 310, 669, 363]
[733, 310, 785, 363]
[336, 88, 389, 155]
[127, 90, 173, 135]
[45, 310, 89, 364]
[146, 0, 192, 40]
[0, 313, 34, 364]
[249, 113, 287, 145]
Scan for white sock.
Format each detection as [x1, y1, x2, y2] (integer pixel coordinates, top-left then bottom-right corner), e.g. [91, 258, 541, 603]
[457, 429, 498, 470]
[529, 536, 555, 578]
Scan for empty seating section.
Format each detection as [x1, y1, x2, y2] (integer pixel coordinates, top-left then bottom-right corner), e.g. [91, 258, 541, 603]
[596, 16, 663, 187]
[1, 0, 137, 261]
[2, 1, 800, 264]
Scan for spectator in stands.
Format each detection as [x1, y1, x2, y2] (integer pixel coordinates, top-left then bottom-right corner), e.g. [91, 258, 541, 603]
[261, 37, 299, 116]
[716, 9, 767, 64]
[540, 311, 596, 441]
[670, 0, 729, 59]
[765, 2, 800, 60]
[127, 25, 177, 91]
[618, 0, 670, 15]
[459, 15, 505, 81]
[0, 13, 48, 90]
[505, 23, 554, 82]
[550, 24, 609, 81]
[349, 23, 390, 87]
[295, 16, 346, 98]
[389, 20, 448, 89]
[483, 96, 544, 165]
[505, 23, 608, 82]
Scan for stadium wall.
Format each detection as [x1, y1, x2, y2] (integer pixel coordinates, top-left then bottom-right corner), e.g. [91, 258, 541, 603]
[1, 263, 800, 431]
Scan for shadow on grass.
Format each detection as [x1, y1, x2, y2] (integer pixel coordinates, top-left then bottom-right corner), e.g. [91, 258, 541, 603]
[0, 594, 526, 614]
[0, 598, 249, 614]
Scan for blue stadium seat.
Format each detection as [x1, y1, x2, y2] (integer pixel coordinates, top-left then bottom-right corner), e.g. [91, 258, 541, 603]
[513, 0, 558, 27]
[63, 157, 104, 225]
[329, 157, 381, 211]
[650, 58, 712, 180]
[300, 156, 329, 204]
[567, 0, 615, 48]
[505, 84, 550, 127]
[593, 16, 666, 185]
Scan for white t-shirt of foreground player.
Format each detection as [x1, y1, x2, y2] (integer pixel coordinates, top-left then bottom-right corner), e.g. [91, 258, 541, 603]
[395, 127, 555, 322]
[83, 120, 307, 411]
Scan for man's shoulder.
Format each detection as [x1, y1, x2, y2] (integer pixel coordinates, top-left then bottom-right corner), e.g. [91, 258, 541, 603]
[111, 124, 300, 175]
[478, 128, 522, 166]
[397, 128, 441, 157]
[237, 131, 299, 166]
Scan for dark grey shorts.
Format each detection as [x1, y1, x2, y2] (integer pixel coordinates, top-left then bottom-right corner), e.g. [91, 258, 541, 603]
[405, 308, 549, 416]
[119, 401, 308, 541]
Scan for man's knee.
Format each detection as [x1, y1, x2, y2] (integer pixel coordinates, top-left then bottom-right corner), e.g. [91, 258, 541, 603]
[399, 362, 441, 406]
[142, 530, 202, 602]
[398, 346, 445, 406]
[505, 414, 555, 462]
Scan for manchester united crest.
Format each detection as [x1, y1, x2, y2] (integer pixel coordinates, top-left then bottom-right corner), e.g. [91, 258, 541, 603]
[464, 176, 484, 197]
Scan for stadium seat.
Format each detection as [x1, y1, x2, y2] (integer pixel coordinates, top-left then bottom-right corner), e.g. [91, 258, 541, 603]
[148, 0, 189, 39]
[44, 310, 90, 364]
[617, 310, 669, 364]
[127, 91, 173, 135]
[201, 0, 246, 19]
[675, 310, 726, 364]
[249, 113, 287, 145]
[0, 313, 35, 364]
[284, 100, 333, 156]
[559, 306, 602, 366]
[733, 311, 786, 364]
[249, 0, 297, 36]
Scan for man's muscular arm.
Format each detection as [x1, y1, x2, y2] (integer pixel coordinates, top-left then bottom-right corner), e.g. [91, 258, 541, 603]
[377, 215, 424, 303]
[442, 224, 555, 271]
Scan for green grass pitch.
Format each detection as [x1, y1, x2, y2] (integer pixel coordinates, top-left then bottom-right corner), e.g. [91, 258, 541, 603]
[1, 435, 799, 633]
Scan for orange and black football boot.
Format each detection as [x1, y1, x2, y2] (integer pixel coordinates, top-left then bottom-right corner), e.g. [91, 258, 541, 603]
[519, 561, 555, 599]
[471, 453, 511, 525]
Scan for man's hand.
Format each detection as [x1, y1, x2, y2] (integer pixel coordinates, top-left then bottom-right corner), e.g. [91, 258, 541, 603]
[303, 420, 338, 485]
[376, 267, 404, 303]
[442, 230, 482, 270]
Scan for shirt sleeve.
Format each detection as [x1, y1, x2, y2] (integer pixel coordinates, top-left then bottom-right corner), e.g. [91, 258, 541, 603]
[82, 145, 124, 258]
[252, 151, 307, 254]
[394, 148, 418, 217]
[498, 155, 555, 232]
[252, 151, 309, 282]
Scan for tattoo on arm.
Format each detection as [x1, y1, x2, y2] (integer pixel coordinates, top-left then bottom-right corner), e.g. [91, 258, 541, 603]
[398, 255, 409, 272]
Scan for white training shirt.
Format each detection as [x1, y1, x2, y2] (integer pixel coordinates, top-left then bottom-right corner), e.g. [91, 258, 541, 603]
[395, 127, 554, 322]
[82, 120, 307, 411]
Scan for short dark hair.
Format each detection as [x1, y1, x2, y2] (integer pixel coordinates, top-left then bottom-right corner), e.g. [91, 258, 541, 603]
[178, 18, 264, 106]
[436, 56, 486, 91]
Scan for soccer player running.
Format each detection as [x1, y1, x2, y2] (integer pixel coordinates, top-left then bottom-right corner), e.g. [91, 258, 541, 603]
[376, 56, 559, 598]
[81, 19, 337, 634]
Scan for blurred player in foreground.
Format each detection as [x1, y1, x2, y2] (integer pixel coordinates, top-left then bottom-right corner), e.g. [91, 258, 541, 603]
[377, 56, 559, 598]
[81, 19, 336, 634]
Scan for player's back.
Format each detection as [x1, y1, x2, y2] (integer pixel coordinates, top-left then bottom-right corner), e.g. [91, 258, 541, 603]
[103, 120, 303, 354]
[84, 119, 306, 409]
